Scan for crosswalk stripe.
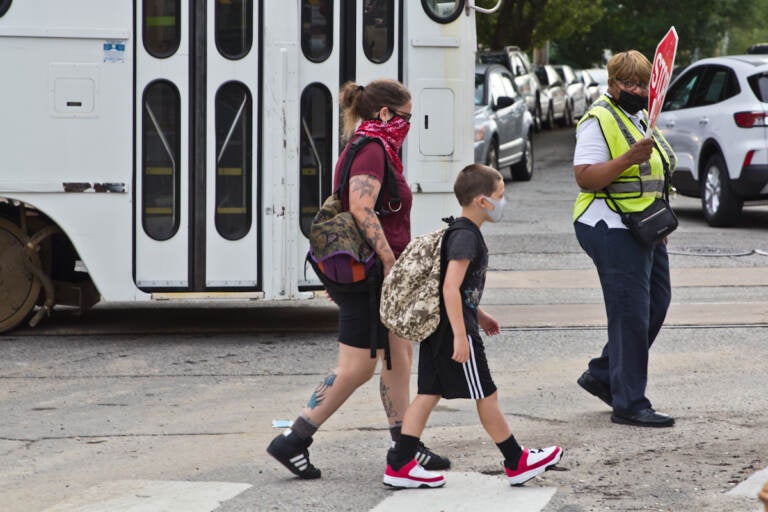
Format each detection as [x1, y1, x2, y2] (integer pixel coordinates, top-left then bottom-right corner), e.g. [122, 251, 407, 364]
[42, 480, 251, 512]
[371, 472, 556, 512]
[727, 466, 768, 498]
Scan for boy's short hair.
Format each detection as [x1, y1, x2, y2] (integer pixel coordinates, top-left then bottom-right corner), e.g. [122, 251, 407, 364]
[453, 164, 503, 206]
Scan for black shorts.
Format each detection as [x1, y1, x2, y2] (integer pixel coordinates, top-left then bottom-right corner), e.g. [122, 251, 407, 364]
[417, 326, 497, 399]
[328, 284, 388, 350]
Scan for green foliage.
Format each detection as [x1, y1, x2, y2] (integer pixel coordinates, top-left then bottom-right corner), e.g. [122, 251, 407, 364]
[476, 0, 768, 68]
[724, 0, 768, 54]
[475, 0, 603, 52]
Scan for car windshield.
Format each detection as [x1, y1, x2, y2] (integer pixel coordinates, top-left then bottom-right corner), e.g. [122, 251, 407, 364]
[475, 73, 485, 105]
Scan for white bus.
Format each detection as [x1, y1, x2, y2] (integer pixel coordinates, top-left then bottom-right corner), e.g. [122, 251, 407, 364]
[0, 0, 498, 332]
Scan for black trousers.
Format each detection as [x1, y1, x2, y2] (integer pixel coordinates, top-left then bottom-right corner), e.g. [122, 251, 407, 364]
[575, 221, 671, 413]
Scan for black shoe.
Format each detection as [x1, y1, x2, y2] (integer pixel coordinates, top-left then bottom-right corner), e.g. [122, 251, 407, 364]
[577, 371, 612, 407]
[611, 408, 675, 428]
[415, 441, 451, 470]
[267, 433, 322, 479]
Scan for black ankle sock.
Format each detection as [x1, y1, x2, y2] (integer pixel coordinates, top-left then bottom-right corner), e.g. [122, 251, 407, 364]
[291, 415, 318, 441]
[389, 424, 402, 442]
[497, 435, 523, 466]
[389, 434, 419, 470]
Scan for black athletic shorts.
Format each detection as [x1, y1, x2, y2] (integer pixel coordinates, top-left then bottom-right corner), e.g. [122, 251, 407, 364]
[417, 325, 497, 399]
[328, 284, 388, 350]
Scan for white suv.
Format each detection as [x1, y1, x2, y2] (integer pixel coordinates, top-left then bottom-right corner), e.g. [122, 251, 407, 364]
[658, 55, 768, 226]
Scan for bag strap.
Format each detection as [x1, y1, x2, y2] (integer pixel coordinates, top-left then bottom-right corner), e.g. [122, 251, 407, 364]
[335, 136, 401, 216]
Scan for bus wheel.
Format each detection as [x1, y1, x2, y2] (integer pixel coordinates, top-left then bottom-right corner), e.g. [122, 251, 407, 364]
[0, 218, 41, 333]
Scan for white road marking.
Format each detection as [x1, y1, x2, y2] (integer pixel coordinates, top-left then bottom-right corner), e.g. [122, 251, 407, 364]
[727, 466, 768, 498]
[372, 472, 556, 512]
[42, 480, 251, 512]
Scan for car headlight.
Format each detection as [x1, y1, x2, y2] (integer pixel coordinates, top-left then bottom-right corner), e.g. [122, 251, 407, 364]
[474, 125, 486, 142]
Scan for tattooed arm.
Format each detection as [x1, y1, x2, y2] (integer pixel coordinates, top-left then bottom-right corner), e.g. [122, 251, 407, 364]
[348, 174, 396, 275]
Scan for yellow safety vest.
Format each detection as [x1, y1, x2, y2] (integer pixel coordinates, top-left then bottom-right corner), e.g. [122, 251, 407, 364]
[573, 95, 677, 221]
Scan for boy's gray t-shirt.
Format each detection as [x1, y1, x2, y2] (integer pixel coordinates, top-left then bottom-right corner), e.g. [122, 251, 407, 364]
[442, 218, 488, 335]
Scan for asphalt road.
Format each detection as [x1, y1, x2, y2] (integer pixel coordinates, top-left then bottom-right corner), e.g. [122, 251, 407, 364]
[2, 127, 767, 512]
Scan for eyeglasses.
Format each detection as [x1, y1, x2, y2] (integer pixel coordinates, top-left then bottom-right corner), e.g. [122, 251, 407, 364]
[618, 79, 649, 91]
[388, 107, 412, 123]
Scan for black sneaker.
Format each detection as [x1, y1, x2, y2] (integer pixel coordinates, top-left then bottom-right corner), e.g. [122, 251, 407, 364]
[415, 441, 451, 470]
[267, 433, 322, 479]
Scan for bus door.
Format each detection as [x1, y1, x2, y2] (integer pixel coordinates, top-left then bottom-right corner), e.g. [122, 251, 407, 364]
[295, 0, 401, 289]
[135, 0, 259, 290]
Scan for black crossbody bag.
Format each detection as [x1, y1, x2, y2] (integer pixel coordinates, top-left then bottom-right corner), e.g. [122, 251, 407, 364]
[604, 142, 678, 246]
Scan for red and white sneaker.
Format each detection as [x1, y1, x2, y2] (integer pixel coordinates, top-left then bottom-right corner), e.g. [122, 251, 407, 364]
[383, 459, 446, 489]
[504, 446, 563, 486]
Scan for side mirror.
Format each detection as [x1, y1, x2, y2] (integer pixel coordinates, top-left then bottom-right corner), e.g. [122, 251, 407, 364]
[494, 96, 515, 110]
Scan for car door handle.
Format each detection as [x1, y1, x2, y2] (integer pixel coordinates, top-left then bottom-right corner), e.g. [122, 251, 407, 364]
[699, 117, 709, 126]
[664, 120, 676, 128]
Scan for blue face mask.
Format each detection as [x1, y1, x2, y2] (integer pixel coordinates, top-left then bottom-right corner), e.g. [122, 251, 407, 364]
[483, 195, 506, 222]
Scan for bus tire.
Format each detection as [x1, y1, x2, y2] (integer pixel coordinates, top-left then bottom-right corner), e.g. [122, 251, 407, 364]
[0, 218, 41, 333]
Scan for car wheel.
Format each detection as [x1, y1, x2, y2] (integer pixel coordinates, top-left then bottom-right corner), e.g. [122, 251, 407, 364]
[486, 137, 500, 171]
[701, 153, 743, 227]
[533, 101, 543, 132]
[543, 103, 555, 130]
[511, 130, 534, 181]
[559, 102, 573, 127]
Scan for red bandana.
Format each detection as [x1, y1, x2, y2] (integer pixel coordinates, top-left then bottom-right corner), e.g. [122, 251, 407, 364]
[354, 117, 410, 173]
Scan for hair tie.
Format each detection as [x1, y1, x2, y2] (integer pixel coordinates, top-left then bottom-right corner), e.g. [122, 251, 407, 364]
[358, 85, 365, 93]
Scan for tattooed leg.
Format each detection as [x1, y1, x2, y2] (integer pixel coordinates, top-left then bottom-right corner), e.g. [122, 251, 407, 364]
[379, 333, 413, 427]
[301, 343, 379, 426]
[307, 373, 337, 409]
[380, 380, 398, 419]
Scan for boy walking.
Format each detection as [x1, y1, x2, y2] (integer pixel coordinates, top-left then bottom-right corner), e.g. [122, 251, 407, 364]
[383, 164, 563, 488]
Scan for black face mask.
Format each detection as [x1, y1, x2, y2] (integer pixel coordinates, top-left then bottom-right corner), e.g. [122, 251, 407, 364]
[617, 90, 647, 114]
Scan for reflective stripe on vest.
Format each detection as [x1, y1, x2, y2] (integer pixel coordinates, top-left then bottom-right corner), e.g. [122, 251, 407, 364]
[572, 95, 676, 218]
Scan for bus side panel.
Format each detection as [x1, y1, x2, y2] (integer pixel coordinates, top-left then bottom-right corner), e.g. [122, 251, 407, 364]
[0, 2, 142, 301]
[403, 5, 477, 236]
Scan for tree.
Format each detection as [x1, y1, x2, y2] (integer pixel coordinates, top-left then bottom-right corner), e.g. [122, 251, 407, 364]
[553, 0, 768, 68]
[475, 0, 604, 52]
[476, 0, 768, 68]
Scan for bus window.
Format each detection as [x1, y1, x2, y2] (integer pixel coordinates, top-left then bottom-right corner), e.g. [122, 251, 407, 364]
[363, 0, 394, 63]
[301, 0, 333, 63]
[215, 82, 253, 241]
[143, 0, 181, 58]
[422, 0, 464, 23]
[215, 0, 253, 59]
[0, 1, 12, 17]
[142, 81, 181, 241]
[299, 84, 333, 237]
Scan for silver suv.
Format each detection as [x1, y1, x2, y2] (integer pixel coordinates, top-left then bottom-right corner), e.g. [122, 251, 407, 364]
[479, 46, 545, 131]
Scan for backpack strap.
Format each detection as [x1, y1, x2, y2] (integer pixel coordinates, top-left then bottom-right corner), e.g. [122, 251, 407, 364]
[335, 136, 401, 217]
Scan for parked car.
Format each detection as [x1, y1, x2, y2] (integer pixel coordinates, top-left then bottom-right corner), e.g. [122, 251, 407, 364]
[478, 46, 548, 132]
[747, 43, 768, 54]
[474, 63, 534, 181]
[576, 68, 602, 105]
[658, 54, 768, 226]
[584, 67, 608, 97]
[553, 64, 589, 119]
[534, 64, 570, 128]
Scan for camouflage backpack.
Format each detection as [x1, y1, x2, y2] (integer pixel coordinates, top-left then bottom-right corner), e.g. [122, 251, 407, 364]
[380, 219, 467, 342]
